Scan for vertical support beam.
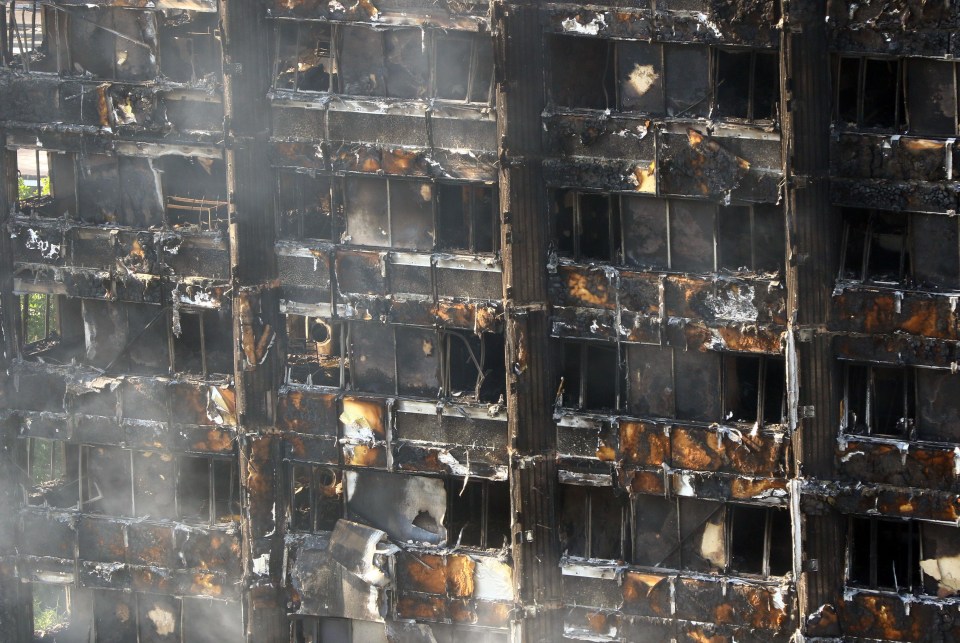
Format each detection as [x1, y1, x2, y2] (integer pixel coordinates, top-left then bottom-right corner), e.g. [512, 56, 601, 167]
[781, 0, 844, 635]
[494, 3, 561, 641]
[217, 0, 285, 639]
[0, 135, 31, 641]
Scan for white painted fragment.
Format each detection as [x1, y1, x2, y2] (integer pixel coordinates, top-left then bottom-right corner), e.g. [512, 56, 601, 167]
[561, 14, 607, 35]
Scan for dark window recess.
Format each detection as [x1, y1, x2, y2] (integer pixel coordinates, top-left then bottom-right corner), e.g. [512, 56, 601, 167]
[664, 44, 711, 118]
[723, 355, 786, 425]
[158, 13, 221, 84]
[632, 495, 791, 577]
[160, 156, 228, 231]
[173, 310, 233, 377]
[177, 456, 240, 524]
[286, 316, 344, 387]
[292, 617, 353, 643]
[19, 295, 84, 365]
[290, 464, 341, 532]
[274, 22, 336, 92]
[916, 369, 960, 443]
[437, 183, 499, 254]
[906, 59, 958, 137]
[277, 172, 333, 240]
[443, 331, 505, 403]
[714, 50, 779, 121]
[25, 439, 79, 509]
[843, 364, 915, 438]
[728, 505, 792, 576]
[618, 40, 664, 113]
[840, 209, 910, 284]
[445, 479, 511, 549]
[343, 176, 434, 251]
[912, 214, 960, 290]
[551, 190, 621, 262]
[559, 485, 631, 561]
[834, 56, 903, 130]
[435, 33, 494, 103]
[559, 341, 621, 412]
[81, 446, 133, 517]
[718, 204, 785, 274]
[849, 517, 921, 592]
[549, 35, 616, 110]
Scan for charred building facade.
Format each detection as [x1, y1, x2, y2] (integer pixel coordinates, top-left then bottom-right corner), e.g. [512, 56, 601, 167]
[1, 0, 960, 641]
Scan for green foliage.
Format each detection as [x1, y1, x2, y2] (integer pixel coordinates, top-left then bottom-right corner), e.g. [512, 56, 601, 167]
[17, 175, 51, 200]
[32, 585, 69, 633]
[23, 293, 58, 344]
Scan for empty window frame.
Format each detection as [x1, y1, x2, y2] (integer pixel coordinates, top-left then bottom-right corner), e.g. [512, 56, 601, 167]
[632, 495, 791, 576]
[276, 171, 334, 241]
[617, 196, 785, 274]
[273, 21, 336, 92]
[173, 310, 234, 377]
[273, 23, 493, 103]
[848, 516, 921, 593]
[915, 368, 960, 443]
[160, 156, 229, 231]
[436, 183, 499, 254]
[24, 438, 79, 509]
[177, 456, 240, 524]
[840, 209, 910, 284]
[157, 13, 222, 85]
[285, 315, 345, 387]
[289, 464, 341, 532]
[842, 363, 915, 438]
[348, 322, 505, 403]
[32, 584, 72, 638]
[2, 3, 60, 71]
[445, 479, 511, 549]
[834, 56, 904, 130]
[548, 35, 617, 110]
[713, 49, 779, 121]
[559, 485, 631, 561]
[80, 446, 134, 517]
[552, 190, 621, 262]
[343, 176, 434, 251]
[65, 8, 160, 81]
[17, 293, 60, 347]
[905, 59, 959, 137]
[442, 330, 506, 403]
[626, 345, 785, 426]
[558, 340, 622, 412]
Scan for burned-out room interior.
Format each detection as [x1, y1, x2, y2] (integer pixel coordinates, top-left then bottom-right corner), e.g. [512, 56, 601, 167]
[2, 0, 960, 641]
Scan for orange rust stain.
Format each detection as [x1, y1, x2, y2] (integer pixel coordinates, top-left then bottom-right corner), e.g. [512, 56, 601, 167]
[382, 148, 421, 174]
[713, 603, 736, 624]
[475, 305, 499, 332]
[672, 427, 720, 471]
[563, 268, 613, 309]
[586, 611, 611, 634]
[619, 421, 668, 466]
[633, 160, 656, 193]
[343, 444, 385, 467]
[627, 469, 666, 495]
[596, 443, 616, 461]
[446, 555, 476, 598]
[401, 554, 447, 594]
[191, 573, 223, 597]
[193, 428, 234, 453]
[621, 572, 670, 616]
[448, 599, 478, 624]
[97, 86, 110, 127]
[396, 594, 445, 620]
[730, 477, 787, 500]
[341, 397, 385, 437]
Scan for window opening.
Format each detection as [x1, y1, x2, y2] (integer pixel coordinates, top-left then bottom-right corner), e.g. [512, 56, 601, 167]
[445, 479, 510, 549]
[549, 35, 616, 110]
[849, 517, 921, 592]
[177, 456, 240, 524]
[435, 32, 494, 103]
[834, 56, 903, 130]
[274, 22, 335, 92]
[558, 340, 621, 412]
[32, 584, 71, 639]
[442, 331, 505, 403]
[843, 363, 915, 438]
[290, 464, 341, 533]
[437, 183, 499, 254]
[286, 315, 344, 387]
[552, 190, 621, 262]
[559, 485, 631, 560]
[722, 355, 786, 425]
[840, 209, 910, 284]
[277, 172, 333, 241]
[728, 505, 792, 576]
[714, 50, 779, 121]
[80, 446, 133, 517]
